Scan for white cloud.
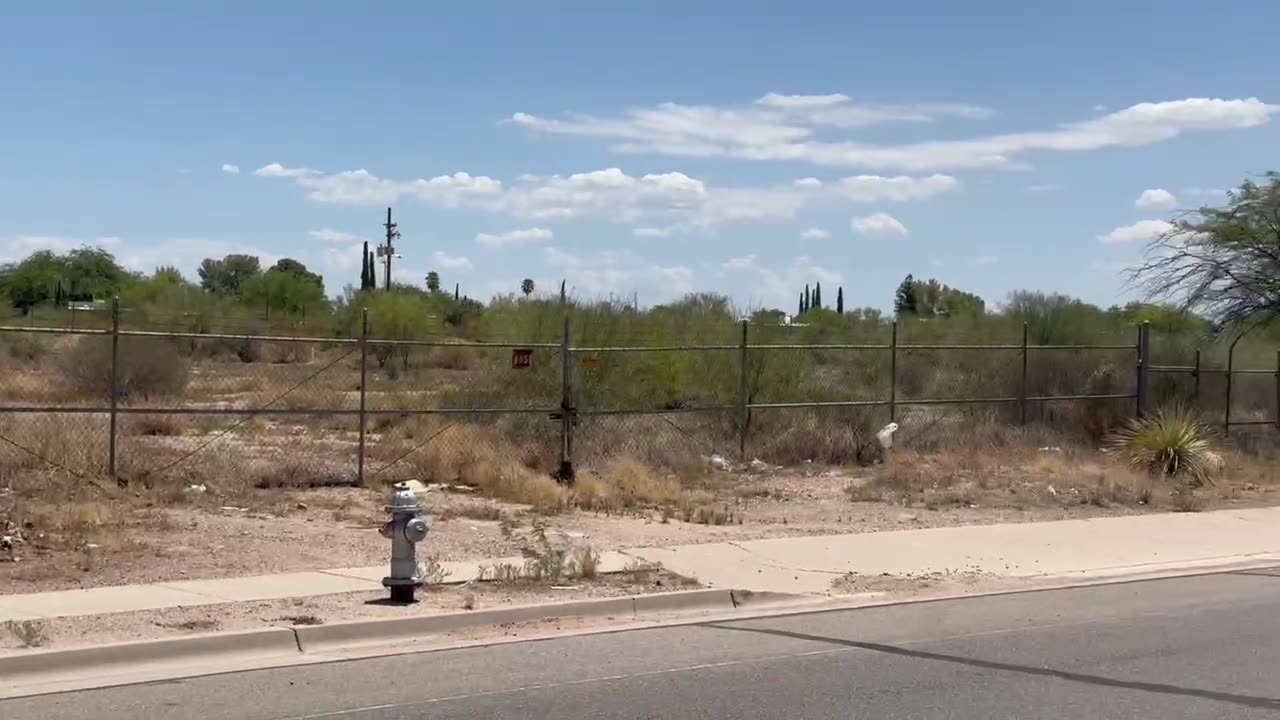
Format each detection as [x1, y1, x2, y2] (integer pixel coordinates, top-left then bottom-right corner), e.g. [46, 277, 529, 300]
[1135, 188, 1177, 209]
[974, 255, 1000, 265]
[252, 162, 317, 178]
[255, 164, 957, 228]
[220, 163, 240, 174]
[836, 174, 957, 201]
[512, 96, 1277, 171]
[431, 250, 474, 271]
[1026, 183, 1063, 192]
[1093, 104, 1108, 112]
[852, 213, 909, 236]
[756, 92, 851, 109]
[308, 228, 368, 244]
[475, 227, 553, 248]
[633, 226, 682, 238]
[541, 246, 692, 301]
[1097, 219, 1174, 244]
[800, 228, 829, 239]
[721, 254, 842, 308]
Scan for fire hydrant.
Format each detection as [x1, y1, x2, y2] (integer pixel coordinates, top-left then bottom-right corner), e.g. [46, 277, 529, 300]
[379, 482, 429, 603]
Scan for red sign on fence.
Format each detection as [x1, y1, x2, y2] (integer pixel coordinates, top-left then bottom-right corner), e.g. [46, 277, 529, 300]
[511, 348, 533, 369]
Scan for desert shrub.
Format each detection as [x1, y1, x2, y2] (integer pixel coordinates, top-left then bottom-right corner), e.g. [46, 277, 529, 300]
[261, 341, 314, 364]
[1110, 406, 1215, 489]
[3, 333, 48, 361]
[424, 345, 473, 370]
[573, 456, 681, 511]
[63, 335, 189, 399]
[126, 414, 188, 436]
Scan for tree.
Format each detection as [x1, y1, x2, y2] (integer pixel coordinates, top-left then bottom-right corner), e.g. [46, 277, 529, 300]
[0, 246, 128, 312]
[360, 241, 371, 290]
[270, 258, 324, 296]
[836, 286, 844, 314]
[64, 247, 128, 300]
[425, 271, 441, 293]
[1132, 172, 1280, 330]
[368, 250, 377, 291]
[198, 254, 260, 296]
[454, 283, 460, 301]
[243, 268, 326, 318]
[813, 283, 822, 310]
[803, 284, 810, 313]
[894, 274, 917, 315]
[797, 291, 804, 317]
[521, 278, 535, 297]
[559, 279, 566, 304]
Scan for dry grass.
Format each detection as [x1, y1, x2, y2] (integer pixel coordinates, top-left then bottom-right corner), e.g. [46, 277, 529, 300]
[847, 443, 1188, 510]
[125, 414, 189, 437]
[573, 456, 682, 512]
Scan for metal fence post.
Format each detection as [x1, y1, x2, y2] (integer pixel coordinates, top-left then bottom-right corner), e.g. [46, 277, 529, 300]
[1018, 322, 1029, 426]
[1135, 321, 1150, 419]
[737, 320, 749, 460]
[889, 321, 898, 423]
[357, 308, 369, 486]
[1224, 337, 1235, 437]
[557, 315, 575, 484]
[1192, 348, 1201, 409]
[108, 296, 120, 481]
[1275, 350, 1279, 432]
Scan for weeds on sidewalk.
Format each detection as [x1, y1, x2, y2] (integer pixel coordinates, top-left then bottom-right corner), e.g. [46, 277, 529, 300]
[4, 619, 49, 648]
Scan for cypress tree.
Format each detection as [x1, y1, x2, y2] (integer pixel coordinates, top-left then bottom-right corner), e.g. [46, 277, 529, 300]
[836, 286, 844, 314]
[813, 282, 822, 310]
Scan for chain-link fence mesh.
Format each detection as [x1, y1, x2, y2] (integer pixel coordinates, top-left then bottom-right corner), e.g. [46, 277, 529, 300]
[2, 321, 1277, 485]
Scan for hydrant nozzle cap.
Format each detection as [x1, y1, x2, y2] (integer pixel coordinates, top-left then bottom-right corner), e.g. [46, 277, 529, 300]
[385, 482, 423, 514]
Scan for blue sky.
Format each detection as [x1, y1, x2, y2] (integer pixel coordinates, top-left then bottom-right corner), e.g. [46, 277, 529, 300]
[2, 2, 1277, 312]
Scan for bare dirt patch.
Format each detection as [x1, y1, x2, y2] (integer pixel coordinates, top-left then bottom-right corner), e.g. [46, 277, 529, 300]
[4, 444, 1277, 594]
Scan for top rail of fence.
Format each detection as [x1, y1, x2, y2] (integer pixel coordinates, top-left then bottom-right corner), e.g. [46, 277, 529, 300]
[0, 323, 1142, 353]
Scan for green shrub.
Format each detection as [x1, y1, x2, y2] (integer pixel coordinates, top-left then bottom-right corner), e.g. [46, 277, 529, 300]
[1110, 406, 1214, 488]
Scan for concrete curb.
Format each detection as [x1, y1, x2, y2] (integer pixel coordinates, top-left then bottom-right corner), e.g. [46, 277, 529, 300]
[0, 627, 299, 686]
[0, 588, 788, 699]
[296, 589, 741, 653]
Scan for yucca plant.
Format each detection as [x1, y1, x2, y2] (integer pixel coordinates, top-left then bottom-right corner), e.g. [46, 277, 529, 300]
[1109, 405, 1215, 488]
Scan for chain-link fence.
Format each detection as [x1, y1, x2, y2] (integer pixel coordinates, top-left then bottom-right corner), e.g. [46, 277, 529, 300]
[0, 311, 1274, 486]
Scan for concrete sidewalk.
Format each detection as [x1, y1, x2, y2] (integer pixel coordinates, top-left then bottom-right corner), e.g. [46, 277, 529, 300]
[627, 506, 1280, 593]
[3, 507, 1278, 622]
[0, 553, 638, 622]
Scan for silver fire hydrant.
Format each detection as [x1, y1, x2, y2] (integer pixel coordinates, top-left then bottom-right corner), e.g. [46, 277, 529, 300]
[379, 482, 429, 603]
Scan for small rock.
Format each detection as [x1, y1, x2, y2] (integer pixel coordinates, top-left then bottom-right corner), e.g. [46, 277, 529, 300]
[295, 502, 308, 510]
[183, 483, 207, 494]
[708, 454, 731, 472]
[896, 513, 918, 523]
[85, 543, 100, 550]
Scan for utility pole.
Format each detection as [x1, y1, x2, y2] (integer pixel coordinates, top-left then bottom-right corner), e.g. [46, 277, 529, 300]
[379, 207, 399, 292]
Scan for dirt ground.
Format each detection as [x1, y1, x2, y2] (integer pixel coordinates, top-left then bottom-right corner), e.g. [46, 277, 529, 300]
[0, 568, 698, 651]
[5, 454, 1277, 594]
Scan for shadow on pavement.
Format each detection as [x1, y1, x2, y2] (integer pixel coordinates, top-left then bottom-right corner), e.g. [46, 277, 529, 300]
[702, 622, 1280, 712]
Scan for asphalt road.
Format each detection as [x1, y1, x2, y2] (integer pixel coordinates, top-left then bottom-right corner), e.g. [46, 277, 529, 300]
[6, 568, 1280, 719]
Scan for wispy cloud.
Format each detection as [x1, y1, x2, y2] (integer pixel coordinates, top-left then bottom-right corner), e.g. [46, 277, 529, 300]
[511, 96, 1277, 171]
[800, 227, 829, 239]
[475, 227, 553, 248]
[254, 163, 958, 228]
[852, 213, 909, 236]
[1097, 219, 1173, 244]
[220, 163, 240, 174]
[308, 228, 368, 244]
